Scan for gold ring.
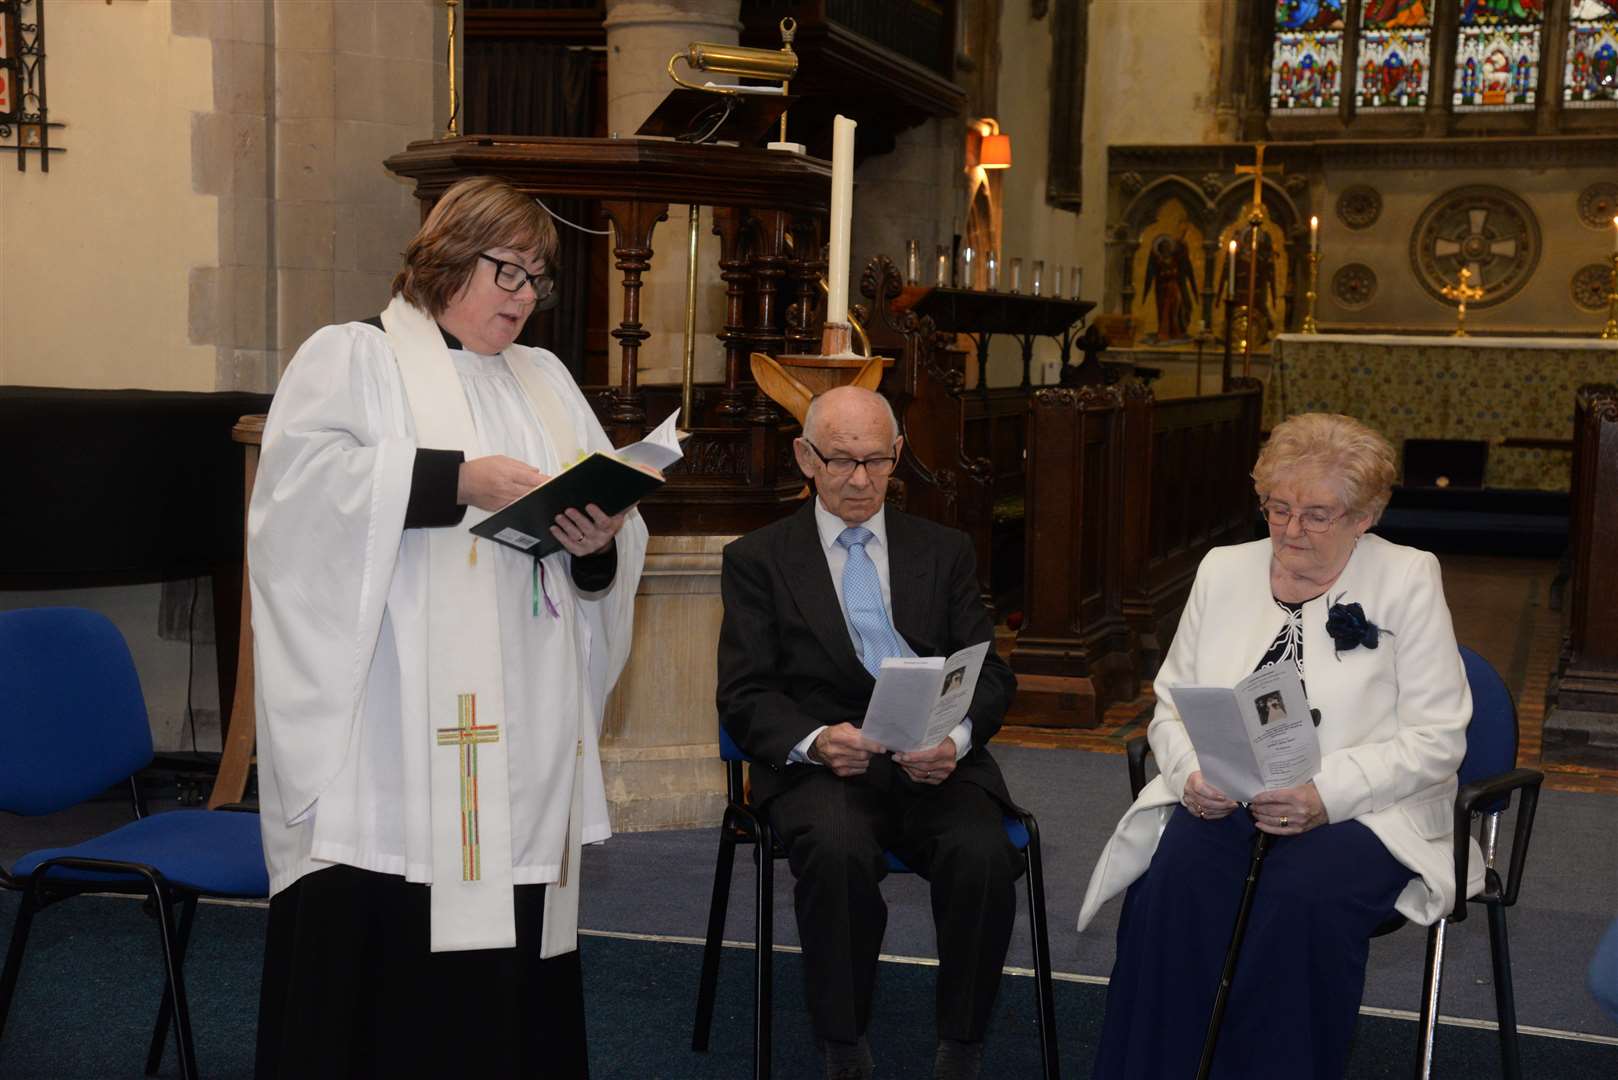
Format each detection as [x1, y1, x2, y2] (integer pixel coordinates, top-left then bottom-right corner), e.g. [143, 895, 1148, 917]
[1281, 815, 1290, 827]
[1196, 805, 1204, 818]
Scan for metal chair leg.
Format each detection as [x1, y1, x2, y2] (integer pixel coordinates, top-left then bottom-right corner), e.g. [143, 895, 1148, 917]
[1486, 902, 1522, 1080]
[1413, 918, 1448, 1080]
[0, 886, 40, 1046]
[145, 883, 199, 1080]
[693, 809, 741, 1052]
[754, 824, 774, 1080]
[145, 894, 198, 1075]
[1020, 814, 1059, 1080]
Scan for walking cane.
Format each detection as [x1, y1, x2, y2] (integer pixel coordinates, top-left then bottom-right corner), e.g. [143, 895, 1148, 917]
[1195, 827, 1276, 1080]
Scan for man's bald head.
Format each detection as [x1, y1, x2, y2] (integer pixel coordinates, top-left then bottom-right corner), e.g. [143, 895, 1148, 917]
[794, 385, 903, 526]
[802, 386, 899, 447]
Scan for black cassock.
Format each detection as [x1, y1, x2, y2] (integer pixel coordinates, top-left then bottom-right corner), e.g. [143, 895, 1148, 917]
[256, 865, 588, 1079]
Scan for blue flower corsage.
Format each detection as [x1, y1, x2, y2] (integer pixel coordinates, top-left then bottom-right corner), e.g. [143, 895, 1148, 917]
[1325, 594, 1393, 659]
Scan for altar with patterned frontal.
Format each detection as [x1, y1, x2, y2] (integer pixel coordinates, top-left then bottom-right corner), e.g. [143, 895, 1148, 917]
[1268, 332, 1618, 490]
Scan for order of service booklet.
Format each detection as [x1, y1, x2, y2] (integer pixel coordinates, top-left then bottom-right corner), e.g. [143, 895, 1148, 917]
[857, 640, 992, 753]
[1171, 664, 1320, 803]
[470, 410, 685, 558]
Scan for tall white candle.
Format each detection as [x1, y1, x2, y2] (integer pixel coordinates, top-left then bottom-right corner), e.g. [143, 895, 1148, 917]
[1310, 215, 1320, 254]
[826, 114, 857, 325]
[1226, 239, 1237, 299]
[1612, 215, 1617, 253]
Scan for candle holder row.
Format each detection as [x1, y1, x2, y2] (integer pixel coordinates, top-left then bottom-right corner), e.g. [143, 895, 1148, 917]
[905, 240, 1084, 299]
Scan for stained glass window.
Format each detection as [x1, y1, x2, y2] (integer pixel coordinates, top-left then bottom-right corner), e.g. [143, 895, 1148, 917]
[1565, 0, 1618, 106]
[1271, 1, 1346, 111]
[1453, 0, 1544, 111]
[1358, 2, 1432, 109]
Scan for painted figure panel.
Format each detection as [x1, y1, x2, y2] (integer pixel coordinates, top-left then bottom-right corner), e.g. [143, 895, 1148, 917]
[1358, 30, 1431, 107]
[1213, 207, 1289, 350]
[1272, 32, 1345, 110]
[1131, 200, 1207, 346]
[1566, 1, 1618, 105]
[1453, 26, 1541, 108]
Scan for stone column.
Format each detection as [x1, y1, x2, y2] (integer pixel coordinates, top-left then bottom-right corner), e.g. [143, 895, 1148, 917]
[599, 535, 733, 832]
[602, 0, 740, 390]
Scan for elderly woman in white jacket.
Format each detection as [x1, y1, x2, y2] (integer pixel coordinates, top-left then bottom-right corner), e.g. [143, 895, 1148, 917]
[1080, 412, 1482, 1080]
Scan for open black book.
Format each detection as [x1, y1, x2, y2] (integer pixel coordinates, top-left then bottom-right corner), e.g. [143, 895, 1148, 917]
[470, 412, 684, 558]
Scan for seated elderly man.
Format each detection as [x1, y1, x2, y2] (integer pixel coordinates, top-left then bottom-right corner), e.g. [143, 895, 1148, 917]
[717, 386, 1021, 1080]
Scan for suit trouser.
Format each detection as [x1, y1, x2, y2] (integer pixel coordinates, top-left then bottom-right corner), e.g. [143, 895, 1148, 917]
[761, 758, 1022, 1044]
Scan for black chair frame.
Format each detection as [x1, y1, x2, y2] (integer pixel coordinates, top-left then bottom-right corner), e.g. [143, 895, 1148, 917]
[0, 778, 257, 1080]
[692, 755, 1060, 1080]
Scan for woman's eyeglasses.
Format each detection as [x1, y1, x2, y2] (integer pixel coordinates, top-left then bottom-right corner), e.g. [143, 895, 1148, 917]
[1258, 500, 1345, 534]
[479, 253, 554, 300]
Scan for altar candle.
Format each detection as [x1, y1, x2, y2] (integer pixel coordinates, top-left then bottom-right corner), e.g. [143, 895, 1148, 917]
[1226, 239, 1237, 299]
[962, 246, 975, 289]
[987, 250, 999, 290]
[1011, 258, 1023, 293]
[1612, 215, 1618, 253]
[826, 114, 857, 325]
[1072, 266, 1082, 299]
[1032, 260, 1044, 296]
[1310, 215, 1319, 254]
[1053, 265, 1064, 298]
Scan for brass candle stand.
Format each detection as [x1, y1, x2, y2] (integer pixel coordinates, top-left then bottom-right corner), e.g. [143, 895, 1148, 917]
[1602, 253, 1618, 341]
[1301, 251, 1320, 334]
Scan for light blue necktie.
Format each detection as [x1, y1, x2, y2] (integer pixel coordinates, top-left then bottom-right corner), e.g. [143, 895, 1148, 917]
[837, 526, 911, 677]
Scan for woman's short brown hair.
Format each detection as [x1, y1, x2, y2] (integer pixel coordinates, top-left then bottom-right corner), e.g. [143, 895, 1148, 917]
[1252, 412, 1397, 523]
[391, 176, 558, 316]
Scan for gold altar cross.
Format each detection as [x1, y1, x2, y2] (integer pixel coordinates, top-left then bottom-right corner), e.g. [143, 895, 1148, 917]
[1233, 144, 1281, 376]
[1234, 143, 1281, 210]
[1440, 267, 1485, 338]
[436, 692, 500, 881]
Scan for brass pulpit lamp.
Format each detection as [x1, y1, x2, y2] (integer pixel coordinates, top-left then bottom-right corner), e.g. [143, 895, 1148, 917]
[663, 20, 800, 425]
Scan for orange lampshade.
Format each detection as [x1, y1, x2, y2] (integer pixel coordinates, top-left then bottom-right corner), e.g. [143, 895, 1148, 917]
[979, 132, 1012, 169]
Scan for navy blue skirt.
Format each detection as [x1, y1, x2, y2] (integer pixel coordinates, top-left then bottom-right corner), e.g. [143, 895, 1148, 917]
[1093, 806, 1414, 1080]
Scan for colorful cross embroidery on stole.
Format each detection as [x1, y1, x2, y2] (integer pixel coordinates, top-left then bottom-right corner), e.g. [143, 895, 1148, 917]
[435, 693, 501, 882]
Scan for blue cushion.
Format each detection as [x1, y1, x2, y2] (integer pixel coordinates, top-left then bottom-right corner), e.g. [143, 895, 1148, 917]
[10, 809, 268, 898]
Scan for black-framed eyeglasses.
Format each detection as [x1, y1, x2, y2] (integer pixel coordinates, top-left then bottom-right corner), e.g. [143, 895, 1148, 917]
[803, 440, 899, 479]
[1258, 499, 1347, 534]
[479, 253, 554, 300]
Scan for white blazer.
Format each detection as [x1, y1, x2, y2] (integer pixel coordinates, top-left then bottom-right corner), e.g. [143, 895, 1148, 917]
[1077, 534, 1485, 931]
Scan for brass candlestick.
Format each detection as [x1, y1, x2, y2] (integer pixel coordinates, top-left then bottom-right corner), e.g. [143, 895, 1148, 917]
[1440, 266, 1484, 338]
[1602, 253, 1618, 340]
[445, 0, 460, 138]
[1301, 251, 1320, 334]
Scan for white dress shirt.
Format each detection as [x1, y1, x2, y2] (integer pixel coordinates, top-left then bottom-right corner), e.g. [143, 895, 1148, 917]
[790, 498, 973, 764]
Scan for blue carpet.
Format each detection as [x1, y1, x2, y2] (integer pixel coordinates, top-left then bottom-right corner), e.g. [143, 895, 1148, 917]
[1, 892, 1614, 1078]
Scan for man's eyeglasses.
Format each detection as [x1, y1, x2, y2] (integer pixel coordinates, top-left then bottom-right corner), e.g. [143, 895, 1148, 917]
[479, 253, 554, 300]
[1259, 499, 1346, 534]
[804, 440, 898, 479]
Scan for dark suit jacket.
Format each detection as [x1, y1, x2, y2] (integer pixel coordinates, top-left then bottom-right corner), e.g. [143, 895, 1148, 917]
[717, 502, 1016, 808]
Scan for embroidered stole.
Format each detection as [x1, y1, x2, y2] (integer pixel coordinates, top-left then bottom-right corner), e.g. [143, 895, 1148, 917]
[384, 295, 589, 956]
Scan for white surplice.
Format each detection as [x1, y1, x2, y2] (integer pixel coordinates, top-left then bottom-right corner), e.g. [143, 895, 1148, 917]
[249, 307, 646, 953]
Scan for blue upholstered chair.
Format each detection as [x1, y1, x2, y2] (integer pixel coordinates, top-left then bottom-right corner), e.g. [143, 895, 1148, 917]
[692, 723, 1059, 1080]
[1124, 644, 1543, 1080]
[0, 607, 269, 1080]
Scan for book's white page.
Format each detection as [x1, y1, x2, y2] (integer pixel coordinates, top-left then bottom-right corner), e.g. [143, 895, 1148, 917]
[858, 641, 991, 752]
[1173, 665, 1319, 802]
[859, 657, 944, 751]
[1173, 686, 1261, 802]
[1232, 664, 1319, 791]
[616, 409, 686, 471]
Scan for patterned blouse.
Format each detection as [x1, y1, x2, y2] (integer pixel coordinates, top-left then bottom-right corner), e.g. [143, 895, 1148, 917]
[1254, 597, 1322, 727]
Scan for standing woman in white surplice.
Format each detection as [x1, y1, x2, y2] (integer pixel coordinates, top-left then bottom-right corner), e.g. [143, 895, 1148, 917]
[250, 176, 647, 1079]
[1078, 413, 1482, 1080]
